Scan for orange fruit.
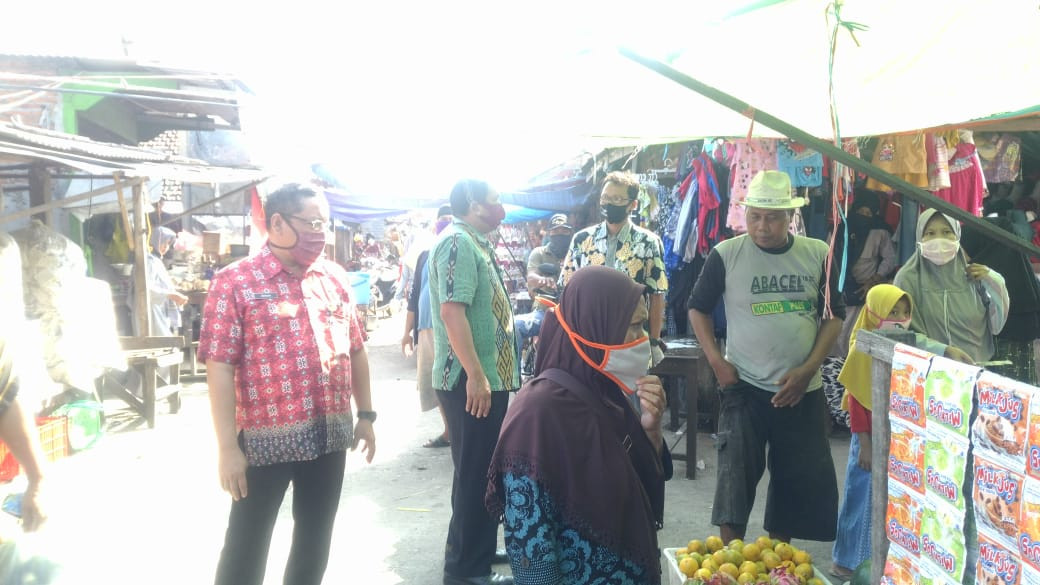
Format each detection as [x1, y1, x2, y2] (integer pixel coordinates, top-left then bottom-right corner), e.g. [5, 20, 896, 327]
[678, 556, 699, 577]
[720, 563, 740, 578]
[742, 543, 762, 561]
[726, 549, 744, 566]
[701, 558, 718, 574]
[694, 568, 713, 582]
[793, 550, 811, 565]
[755, 536, 774, 550]
[675, 547, 689, 558]
[706, 535, 725, 552]
[738, 572, 756, 584]
[762, 552, 782, 570]
[728, 538, 746, 551]
[807, 578, 824, 585]
[739, 561, 758, 575]
[688, 539, 706, 554]
[780, 560, 797, 572]
[774, 542, 794, 561]
[711, 550, 728, 566]
[794, 563, 814, 580]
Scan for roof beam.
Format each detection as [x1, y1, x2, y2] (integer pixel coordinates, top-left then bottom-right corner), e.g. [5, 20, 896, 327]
[0, 176, 147, 225]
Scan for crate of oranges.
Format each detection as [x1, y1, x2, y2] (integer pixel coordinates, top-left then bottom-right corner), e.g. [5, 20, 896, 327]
[663, 535, 832, 585]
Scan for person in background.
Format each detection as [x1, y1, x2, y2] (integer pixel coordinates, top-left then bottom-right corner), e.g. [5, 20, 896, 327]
[822, 190, 897, 430]
[561, 171, 669, 362]
[687, 170, 842, 545]
[200, 183, 376, 585]
[830, 284, 972, 580]
[128, 226, 188, 337]
[0, 234, 49, 533]
[513, 213, 573, 361]
[428, 179, 519, 585]
[402, 204, 454, 448]
[893, 209, 1009, 363]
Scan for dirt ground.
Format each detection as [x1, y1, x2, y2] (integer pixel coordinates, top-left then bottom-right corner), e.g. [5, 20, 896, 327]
[27, 310, 850, 585]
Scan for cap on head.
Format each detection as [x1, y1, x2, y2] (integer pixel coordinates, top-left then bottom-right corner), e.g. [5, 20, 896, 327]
[548, 213, 572, 232]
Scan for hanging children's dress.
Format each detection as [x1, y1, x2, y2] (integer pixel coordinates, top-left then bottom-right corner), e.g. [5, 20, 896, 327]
[777, 141, 824, 188]
[727, 138, 777, 233]
[975, 132, 1022, 184]
[934, 141, 986, 216]
[926, 134, 951, 192]
[865, 133, 928, 191]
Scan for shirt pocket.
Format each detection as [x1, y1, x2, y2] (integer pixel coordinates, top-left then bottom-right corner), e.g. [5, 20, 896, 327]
[243, 299, 298, 344]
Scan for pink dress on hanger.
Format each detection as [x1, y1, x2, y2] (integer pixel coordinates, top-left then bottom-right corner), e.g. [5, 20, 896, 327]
[934, 142, 985, 216]
[727, 138, 778, 233]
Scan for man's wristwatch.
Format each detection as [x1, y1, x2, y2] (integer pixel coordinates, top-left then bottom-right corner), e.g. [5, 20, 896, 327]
[356, 410, 377, 423]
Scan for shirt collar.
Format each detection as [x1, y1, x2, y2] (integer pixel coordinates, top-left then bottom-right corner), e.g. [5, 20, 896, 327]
[595, 220, 632, 241]
[452, 217, 494, 250]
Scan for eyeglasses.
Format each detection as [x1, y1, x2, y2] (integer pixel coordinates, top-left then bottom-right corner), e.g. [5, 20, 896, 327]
[287, 215, 331, 232]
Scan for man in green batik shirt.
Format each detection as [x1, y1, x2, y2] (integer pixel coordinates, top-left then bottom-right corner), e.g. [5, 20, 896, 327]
[428, 178, 518, 585]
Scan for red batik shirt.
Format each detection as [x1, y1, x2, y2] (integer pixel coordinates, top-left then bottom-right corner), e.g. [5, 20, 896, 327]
[198, 245, 366, 466]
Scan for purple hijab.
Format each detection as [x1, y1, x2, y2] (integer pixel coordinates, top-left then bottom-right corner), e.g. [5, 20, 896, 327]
[486, 266, 664, 578]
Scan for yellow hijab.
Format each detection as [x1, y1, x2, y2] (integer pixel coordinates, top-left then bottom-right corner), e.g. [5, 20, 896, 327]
[838, 284, 912, 411]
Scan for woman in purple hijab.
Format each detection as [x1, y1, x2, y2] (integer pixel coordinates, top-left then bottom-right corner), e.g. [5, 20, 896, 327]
[486, 266, 670, 585]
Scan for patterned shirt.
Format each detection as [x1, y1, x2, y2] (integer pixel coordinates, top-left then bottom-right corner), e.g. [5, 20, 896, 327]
[560, 221, 668, 293]
[428, 219, 519, 392]
[198, 245, 366, 466]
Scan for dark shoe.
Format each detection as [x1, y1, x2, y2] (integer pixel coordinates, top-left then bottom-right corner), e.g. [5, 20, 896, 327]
[493, 547, 509, 564]
[443, 572, 514, 585]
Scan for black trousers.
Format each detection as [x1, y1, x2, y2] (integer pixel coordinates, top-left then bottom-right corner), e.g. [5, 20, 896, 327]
[214, 449, 347, 585]
[437, 374, 510, 579]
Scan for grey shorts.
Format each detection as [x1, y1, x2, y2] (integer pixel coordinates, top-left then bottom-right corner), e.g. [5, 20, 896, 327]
[711, 381, 839, 541]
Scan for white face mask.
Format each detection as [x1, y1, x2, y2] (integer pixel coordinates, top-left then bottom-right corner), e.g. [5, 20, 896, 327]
[878, 318, 912, 331]
[551, 304, 650, 397]
[918, 239, 959, 265]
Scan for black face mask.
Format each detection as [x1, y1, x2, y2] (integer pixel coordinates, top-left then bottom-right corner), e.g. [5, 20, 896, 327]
[548, 235, 571, 257]
[601, 203, 630, 224]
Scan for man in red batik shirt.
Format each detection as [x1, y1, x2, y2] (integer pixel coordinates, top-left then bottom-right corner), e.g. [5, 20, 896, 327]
[200, 183, 376, 585]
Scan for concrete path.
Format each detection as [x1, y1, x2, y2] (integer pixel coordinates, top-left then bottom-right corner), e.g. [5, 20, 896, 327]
[28, 310, 849, 584]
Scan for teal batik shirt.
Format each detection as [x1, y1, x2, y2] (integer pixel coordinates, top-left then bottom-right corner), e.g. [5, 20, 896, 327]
[428, 219, 520, 392]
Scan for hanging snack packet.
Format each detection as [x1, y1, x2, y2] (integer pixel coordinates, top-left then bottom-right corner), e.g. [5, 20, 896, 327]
[973, 372, 1031, 468]
[889, 344, 931, 428]
[924, 428, 970, 511]
[924, 356, 979, 439]
[890, 418, 927, 494]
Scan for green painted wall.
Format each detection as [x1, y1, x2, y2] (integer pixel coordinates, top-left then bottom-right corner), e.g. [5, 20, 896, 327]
[61, 74, 176, 134]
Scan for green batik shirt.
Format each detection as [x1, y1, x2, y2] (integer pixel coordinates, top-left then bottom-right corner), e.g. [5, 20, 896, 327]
[428, 219, 520, 392]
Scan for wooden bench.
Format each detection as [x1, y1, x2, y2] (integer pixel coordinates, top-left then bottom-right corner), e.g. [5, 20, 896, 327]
[109, 336, 185, 428]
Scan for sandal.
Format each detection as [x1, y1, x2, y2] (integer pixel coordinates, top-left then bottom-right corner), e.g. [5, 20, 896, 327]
[829, 565, 854, 581]
[423, 435, 450, 448]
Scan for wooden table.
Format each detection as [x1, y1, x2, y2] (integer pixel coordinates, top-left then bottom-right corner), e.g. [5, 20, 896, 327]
[107, 337, 185, 428]
[181, 291, 208, 376]
[649, 336, 717, 479]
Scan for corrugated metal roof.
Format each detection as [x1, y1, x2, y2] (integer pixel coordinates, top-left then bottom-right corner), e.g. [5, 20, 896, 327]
[0, 121, 266, 184]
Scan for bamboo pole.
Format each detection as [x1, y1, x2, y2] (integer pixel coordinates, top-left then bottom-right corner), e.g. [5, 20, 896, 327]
[618, 48, 1040, 260]
[132, 181, 150, 337]
[115, 173, 134, 252]
[0, 176, 148, 225]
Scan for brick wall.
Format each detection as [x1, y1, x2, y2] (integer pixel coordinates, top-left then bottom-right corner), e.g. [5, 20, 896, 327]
[138, 130, 186, 201]
[0, 57, 62, 130]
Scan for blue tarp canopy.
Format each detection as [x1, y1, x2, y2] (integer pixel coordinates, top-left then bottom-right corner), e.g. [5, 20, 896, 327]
[500, 178, 591, 212]
[503, 204, 553, 224]
[324, 189, 433, 223]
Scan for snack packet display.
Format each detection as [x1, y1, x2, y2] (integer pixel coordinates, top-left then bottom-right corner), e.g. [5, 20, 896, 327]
[924, 356, 979, 439]
[974, 455, 1025, 548]
[890, 418, 927, 494]
[882, 543, 922, 585]
[924, 429, 970, 511]
[890, 344, 931, 428]
[1021, 480, 1040, 574]
[887, 481, 925, 556]
[920, 503, 967, 582]
[974, 372, 1032, 468]
[1027, 407, 1040, 481]
[978, 531, 1023, 585]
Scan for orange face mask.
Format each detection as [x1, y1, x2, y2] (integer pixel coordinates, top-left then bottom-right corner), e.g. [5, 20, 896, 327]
[549, 301, 651, 396]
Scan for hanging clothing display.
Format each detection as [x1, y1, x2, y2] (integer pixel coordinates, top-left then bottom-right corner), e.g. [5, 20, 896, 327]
[865, 133, 928, 191]
[777, 141, 824, 188]
[727, 138, 778, 232]
[975, 132, 1022, 183]
[925, 133, 951, 192]
[934, 141, 986, 216]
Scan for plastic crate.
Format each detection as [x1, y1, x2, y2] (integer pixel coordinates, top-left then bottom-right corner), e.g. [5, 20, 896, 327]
[35, 416, 69, 463]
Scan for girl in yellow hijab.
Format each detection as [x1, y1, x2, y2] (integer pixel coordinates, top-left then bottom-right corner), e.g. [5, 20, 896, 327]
[831, 284, 971, 579]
